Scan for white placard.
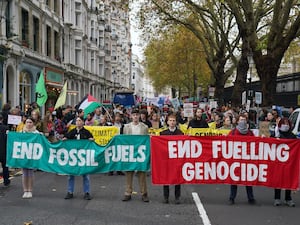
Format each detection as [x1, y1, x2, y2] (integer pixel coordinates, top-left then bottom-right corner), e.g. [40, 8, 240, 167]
[208, 87, 215, 97]
[8, 115, 22, 125]
[209, 100, 218, 110]
[242, 91, 247, 105]
[246, 100, 251, 112]
[199, 103, 207, 110]
[255, 92, 262, 105]
[183, 103, 194, 118]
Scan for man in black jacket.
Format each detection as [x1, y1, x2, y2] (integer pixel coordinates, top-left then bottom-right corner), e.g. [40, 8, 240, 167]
[160, 113, 184, 204]
[0, 114, 10, 186]
[187, 108, 209, 128]
[63, 116, 94, 200]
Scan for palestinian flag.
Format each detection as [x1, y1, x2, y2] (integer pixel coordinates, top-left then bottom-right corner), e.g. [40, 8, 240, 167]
[76, 94, 101, 118]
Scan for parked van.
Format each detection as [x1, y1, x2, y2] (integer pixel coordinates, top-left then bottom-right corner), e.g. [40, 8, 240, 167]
[289, 108, 300, 138]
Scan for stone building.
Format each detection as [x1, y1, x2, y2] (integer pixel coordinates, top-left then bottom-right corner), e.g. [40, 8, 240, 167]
[0, 0, 132, 112]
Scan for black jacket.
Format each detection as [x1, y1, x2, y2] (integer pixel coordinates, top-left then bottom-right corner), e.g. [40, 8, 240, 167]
[279, 130, 296, 139]
[0, 123, 9, 163]
[187, 119, 209, 129]
[160, 127, 183, 135]
[64, 127, 93, 140]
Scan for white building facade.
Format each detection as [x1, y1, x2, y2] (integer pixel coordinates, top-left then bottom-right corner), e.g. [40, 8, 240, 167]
[0, 0, 132, 112]
[131, 54, 155, 99]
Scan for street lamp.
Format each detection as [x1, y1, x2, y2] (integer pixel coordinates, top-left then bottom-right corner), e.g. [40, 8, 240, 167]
[247, 51, 254, 105]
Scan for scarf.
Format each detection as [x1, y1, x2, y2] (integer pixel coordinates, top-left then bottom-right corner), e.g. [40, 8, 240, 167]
[236, 121, 248, 134]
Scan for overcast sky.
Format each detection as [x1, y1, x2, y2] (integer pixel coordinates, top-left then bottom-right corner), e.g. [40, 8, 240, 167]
[130, 1, 144, 59]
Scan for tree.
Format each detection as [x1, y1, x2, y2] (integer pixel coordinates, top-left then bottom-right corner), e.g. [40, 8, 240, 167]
[225, 0, 300, 106]
[283, 38, 300, 73]
[135, 0, 239, 105]
[144, 26, 211, 98]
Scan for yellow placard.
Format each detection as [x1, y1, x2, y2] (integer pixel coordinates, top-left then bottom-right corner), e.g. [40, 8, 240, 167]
[69, 125, 119, 146]
[68, 125, 230, 143]
[185, 128, 230, 136]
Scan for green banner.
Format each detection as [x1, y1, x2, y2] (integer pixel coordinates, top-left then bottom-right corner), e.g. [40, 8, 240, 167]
[7, 132, 150, 175]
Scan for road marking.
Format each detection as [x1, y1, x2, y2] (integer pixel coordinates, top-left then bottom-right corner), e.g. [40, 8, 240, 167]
[192, 192, 212, 225]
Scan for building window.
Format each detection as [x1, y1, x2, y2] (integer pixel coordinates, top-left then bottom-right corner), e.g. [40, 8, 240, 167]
[33, 17, 39, 52]
[21, 9, 29, 47]
[295, 80, 300, 91]
[19, 71, 31, 112]
[75, 40, 81, 66]
[91, 20, 94, 38]
[5, 1, 11, 38]
[75, 2, 81, 27]
[54, 30, 60, 61]
[91, 50, 95, 73]
[98, 56, 104, 77]
[54, 0, 59, 14]
[46, 26, 51, 57]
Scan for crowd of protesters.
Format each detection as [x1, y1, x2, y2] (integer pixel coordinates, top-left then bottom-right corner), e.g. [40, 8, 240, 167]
[0, 100, 298, 207]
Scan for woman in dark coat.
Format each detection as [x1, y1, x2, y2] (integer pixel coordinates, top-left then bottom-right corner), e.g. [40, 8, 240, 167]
[0, 114, 10, 186]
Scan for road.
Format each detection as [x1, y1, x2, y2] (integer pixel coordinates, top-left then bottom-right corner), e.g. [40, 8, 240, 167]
[0, 171, 299, 225]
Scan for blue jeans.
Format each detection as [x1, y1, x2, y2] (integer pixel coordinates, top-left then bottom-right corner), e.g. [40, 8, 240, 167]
[67, 175, 90, 193]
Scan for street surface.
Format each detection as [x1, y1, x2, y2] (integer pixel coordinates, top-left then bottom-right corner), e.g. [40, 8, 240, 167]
[0, 171, 299, 225]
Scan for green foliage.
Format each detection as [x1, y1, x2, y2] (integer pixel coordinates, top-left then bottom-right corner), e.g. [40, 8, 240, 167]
[283, 39, 300, 64]
[144, 26, 211, 97]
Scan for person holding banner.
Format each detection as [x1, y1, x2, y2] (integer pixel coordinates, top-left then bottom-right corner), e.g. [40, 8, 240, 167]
[63, 116, 94, 200]
[122, 108, 150, 202]
[228, 113, 256, 205]
[187, 108, 209, 129]
[160, 113, 184, 204]
[273, 117, 296, 207]
[0, 114, 10, 186]
[20, 117, 40, 198]
[108, 112, 125, 176]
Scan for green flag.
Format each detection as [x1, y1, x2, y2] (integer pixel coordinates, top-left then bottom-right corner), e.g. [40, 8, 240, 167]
[35, 71, 48, 107]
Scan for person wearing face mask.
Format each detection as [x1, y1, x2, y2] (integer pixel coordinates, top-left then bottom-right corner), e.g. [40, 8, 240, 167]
[227, 113, 256, 205]
[273, 117, 296, 207]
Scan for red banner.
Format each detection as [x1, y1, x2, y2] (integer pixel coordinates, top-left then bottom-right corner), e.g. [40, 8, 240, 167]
[151, 135, 300, 190]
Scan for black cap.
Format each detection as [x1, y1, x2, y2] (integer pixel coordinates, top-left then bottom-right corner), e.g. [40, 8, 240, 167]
[131, 108, 140, 114]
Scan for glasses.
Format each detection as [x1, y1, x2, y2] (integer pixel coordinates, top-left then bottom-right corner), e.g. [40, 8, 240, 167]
[26, 121, 33, 123]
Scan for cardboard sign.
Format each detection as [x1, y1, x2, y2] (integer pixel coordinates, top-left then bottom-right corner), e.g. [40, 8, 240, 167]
[8, 115, 21, 125]
[183, 103, 194, 118]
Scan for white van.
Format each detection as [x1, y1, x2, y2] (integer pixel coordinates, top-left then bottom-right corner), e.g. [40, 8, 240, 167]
[289, 108, 300, 138]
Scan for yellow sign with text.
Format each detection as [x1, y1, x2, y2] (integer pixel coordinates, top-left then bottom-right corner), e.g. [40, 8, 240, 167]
[69, 125, 230, 143]
[148, 126, 230, 136]
[185, 128, 230, 136]
[69, 125, 119, 146]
